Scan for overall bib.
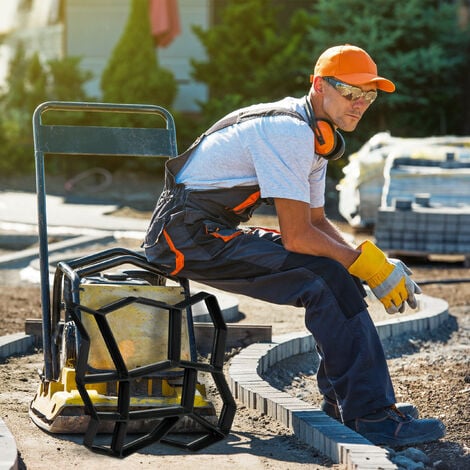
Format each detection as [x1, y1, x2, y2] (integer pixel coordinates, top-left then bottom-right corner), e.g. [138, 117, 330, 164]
[144, 107, 396, 421]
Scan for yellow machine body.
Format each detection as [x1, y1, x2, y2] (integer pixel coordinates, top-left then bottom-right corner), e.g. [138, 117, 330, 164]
[79, 283, 192, 370]
[30, 284, 214, 434]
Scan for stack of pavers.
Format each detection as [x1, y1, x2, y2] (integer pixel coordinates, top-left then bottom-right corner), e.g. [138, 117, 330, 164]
[375, 195, 470, 255]
[375, 151, 470, 258]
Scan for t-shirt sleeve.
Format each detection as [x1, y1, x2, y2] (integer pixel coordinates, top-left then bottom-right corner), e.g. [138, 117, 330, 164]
[309, 159, 328, 208]
[242, 116, 316, 204]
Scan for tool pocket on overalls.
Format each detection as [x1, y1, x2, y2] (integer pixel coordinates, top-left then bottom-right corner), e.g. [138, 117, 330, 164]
[143, 216, 165, 249]
[143, 209, 187, 270]
[203, 221, 243, 243]
[144, 186, 186, 249]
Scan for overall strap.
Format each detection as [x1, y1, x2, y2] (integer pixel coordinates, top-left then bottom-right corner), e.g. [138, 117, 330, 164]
[204, 107, 306, 137]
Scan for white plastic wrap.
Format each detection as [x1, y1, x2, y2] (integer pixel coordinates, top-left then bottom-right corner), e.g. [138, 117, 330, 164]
[338, 133, 470, 228]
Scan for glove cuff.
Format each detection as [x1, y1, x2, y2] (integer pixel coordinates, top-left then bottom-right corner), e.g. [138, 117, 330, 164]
[347, 240, 390, 285]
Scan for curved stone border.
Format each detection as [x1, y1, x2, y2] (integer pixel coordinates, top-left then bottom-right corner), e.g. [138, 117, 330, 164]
[228, 294, 448, 469]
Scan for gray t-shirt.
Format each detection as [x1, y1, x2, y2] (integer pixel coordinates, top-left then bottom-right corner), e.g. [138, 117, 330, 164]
[176, 96, 328, 208]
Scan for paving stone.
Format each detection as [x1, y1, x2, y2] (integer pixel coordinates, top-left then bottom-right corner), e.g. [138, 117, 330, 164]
[0, 333, 34, 360]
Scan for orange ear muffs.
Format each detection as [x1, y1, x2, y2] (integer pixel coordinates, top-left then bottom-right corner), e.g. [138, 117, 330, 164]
[304, 96, 345, 161]
[314, 119, 345, 161]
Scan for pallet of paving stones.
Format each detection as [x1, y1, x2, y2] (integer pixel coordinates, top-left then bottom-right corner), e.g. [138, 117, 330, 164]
[374, 195, 470, 264]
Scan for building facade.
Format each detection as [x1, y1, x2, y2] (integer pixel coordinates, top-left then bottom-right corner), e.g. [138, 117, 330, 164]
[0, 0, 209, 112]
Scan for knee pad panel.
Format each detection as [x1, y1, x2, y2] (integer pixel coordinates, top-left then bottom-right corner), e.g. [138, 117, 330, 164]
[281, 253, 367, 318]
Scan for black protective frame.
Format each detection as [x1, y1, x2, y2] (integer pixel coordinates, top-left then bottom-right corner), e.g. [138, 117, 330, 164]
[32, 102, 236, 457]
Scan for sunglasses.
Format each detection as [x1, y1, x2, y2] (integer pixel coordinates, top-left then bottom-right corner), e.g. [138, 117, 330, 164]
[323, 77, 378, 104]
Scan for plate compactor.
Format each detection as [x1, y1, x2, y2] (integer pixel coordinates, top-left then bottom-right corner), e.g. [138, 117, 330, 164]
[28, 101, 236, 457]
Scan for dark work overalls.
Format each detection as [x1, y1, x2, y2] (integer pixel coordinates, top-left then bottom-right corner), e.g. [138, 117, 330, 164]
[144, 106, 396, 421]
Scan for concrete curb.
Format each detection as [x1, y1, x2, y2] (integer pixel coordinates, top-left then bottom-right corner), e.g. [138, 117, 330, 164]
[0, 333, 35, 470]
[0, 418, 17, 470]
[229, 294, 448, 469]
[0, 234, 116, 267]
[0, 333, 35, 361]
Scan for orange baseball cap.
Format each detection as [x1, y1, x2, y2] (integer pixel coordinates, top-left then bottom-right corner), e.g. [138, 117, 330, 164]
[313, 44, 395, 93]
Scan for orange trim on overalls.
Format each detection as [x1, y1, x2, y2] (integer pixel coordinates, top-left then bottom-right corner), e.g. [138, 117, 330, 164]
[210, 231, 242, 242]
[231, 191, 261, 214]
[163, 229, 184, 275]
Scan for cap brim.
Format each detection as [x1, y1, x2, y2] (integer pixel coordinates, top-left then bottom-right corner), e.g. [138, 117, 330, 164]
[334, 73, 396, 93]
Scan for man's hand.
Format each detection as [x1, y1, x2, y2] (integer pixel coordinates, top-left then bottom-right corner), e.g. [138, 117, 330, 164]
[348, 240, 422, 314]
[388, 258, 421, 312]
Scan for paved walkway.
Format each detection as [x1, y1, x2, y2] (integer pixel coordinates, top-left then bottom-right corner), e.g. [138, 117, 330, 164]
[0, 190, 149, 233]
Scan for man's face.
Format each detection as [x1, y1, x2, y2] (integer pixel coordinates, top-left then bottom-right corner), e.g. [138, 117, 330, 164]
[319, 77, 377, 132]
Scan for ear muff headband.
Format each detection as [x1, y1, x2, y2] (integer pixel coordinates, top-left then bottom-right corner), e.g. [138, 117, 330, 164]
[304, 97, 345, 161]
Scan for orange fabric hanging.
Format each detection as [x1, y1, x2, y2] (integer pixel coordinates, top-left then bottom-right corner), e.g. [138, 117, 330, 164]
[149, 0, 181, 47]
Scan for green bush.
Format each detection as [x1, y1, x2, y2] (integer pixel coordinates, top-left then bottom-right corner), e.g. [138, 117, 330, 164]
[97, 0, 178, 175]
[100, 0, 177, 122]
[0, 43, 93, 176]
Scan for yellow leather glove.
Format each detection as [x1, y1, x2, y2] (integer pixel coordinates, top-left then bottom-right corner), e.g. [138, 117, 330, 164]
[348, 240, 421, 314]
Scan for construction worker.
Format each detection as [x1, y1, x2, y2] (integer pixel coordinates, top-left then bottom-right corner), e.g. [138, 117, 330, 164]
[144, 44, 446, 446]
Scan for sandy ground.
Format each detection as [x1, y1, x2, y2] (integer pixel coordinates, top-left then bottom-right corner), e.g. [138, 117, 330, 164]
[0, 212, 469, 469]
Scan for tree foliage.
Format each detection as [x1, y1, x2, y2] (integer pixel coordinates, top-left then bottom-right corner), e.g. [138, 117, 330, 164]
[191, 0, 316, 128]
[191, 0, 469, 158]
[307, 0, 470, 142]
[100, 0, 176, 112]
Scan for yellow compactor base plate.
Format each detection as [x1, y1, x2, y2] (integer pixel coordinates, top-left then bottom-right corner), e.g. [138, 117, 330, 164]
[30, 367, 216, 434]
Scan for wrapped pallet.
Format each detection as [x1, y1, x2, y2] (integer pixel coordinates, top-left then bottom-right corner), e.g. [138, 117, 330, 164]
[338, 132, 470, 228]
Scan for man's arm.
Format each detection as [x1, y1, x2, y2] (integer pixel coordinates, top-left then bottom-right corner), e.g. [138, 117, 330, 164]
[309, 205, 353, 247]
[274, 198, 421, 314]
[274, 198, 359, 268]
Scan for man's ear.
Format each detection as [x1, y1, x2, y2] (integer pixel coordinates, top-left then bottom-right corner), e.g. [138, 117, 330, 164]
[312, 75, 324, 94]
